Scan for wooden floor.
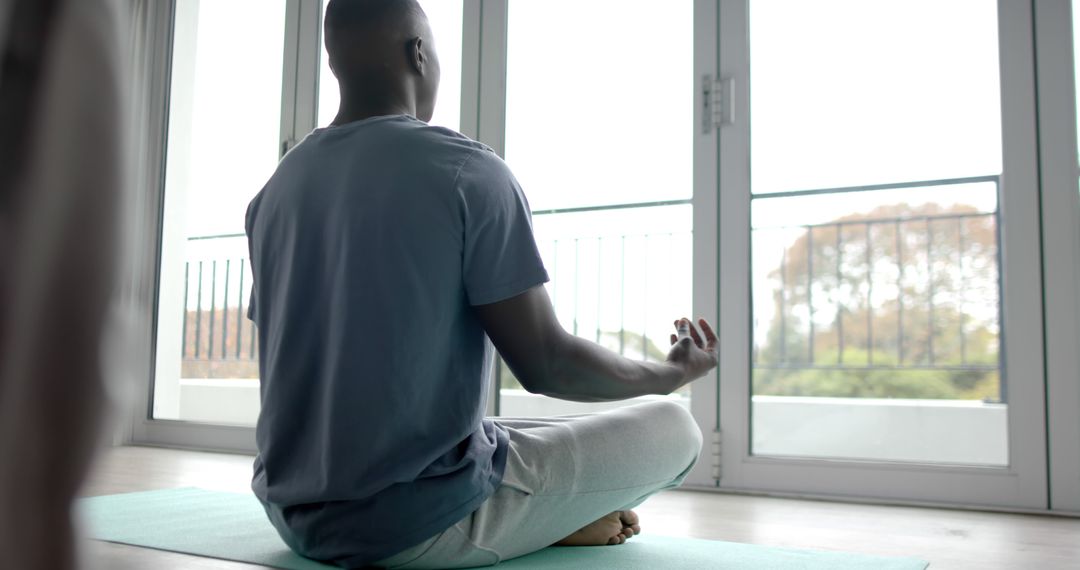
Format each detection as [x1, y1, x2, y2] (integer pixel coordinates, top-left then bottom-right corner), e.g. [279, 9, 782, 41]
[81, 446, 1080, 570]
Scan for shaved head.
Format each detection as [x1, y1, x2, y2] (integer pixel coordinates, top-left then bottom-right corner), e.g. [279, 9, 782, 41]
[323, 0, 440, 124]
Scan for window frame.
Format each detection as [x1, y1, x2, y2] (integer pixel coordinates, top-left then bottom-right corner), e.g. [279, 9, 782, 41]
[1036, 0, 1080, 514]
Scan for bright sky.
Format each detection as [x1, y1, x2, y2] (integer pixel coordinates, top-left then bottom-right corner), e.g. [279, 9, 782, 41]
[168, 0, 1011, 369]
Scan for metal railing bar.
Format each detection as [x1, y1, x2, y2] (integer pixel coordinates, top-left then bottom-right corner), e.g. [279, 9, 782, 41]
[866, 224, 874, 366]
[779, 247, 787, 363]
[619, 236, 626, 356]
[237, 259, 245, 359]
[927, 219, 935, 366]
[208, 261, 217, 361]
[666, 232, 675, 353]
[531, 198, 692, 217]
[189, 229, 695, 244]
[957, 218, 967, 365]
[750, 175, 1000, 201]
[188, 232, 245, 241]
[807, 228, 814, 364]
[896, 220, 905, 365]
[222, 260, 231, 359]
[195, 261, 203, 359]
[572, 238, 579, 337]
[835, 226, 843, 365]
[551, 240, 559, 314]
[181, 263, 189, 358]
[642, 234, 649, 361]
[595, 237, 602, 344]
[752, 211, 994, 233]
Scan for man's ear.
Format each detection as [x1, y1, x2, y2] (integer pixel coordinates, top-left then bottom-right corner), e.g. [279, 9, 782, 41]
[408, 37, 426, 75]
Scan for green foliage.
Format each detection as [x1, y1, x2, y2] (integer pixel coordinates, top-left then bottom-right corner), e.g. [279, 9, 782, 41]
[754, 348, 1000, 401]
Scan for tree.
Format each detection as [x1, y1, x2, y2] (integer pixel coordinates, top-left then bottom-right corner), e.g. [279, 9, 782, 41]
[754, 202, 1001, 401]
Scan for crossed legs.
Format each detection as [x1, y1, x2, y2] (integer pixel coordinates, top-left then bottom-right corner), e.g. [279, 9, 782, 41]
[376, 400, 703, 569]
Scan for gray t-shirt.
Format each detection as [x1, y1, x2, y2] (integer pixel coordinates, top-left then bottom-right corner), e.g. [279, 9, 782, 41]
[245, 115, 548, 566]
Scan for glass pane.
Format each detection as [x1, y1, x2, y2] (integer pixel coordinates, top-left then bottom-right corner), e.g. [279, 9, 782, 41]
[750, 0, 1002, 194]
[749, 0, 1007, 466]
[498, 1, 693, 416]
[504, 0, 693, 212]
[317, 0, 463, 130]
[498, 206, 693, 416]
[152, 0, 287, 425]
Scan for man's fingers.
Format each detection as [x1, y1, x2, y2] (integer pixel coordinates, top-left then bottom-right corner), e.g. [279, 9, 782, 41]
[688, 322, 704, 348]
[698, 318, 718, 350]
[675, 318, 691, 340]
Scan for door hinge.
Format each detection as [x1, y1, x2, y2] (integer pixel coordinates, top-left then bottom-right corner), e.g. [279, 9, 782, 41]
[702, 75, 734, 133]
[711, 429, 722, 482]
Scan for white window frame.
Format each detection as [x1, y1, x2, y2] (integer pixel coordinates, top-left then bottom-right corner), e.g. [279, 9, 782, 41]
[123, 0, 331, 452]
[1036, 0, 1080, 514]
[687, 0, 722, 488]
[713, 0, 1049, 510]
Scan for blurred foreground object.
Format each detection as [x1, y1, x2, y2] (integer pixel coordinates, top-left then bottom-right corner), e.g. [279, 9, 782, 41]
[0, 0, 126, 568]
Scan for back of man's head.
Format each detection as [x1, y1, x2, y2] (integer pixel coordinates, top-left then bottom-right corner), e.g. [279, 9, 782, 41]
[326, 0, 431, 78]
[324, 0, 438, 121]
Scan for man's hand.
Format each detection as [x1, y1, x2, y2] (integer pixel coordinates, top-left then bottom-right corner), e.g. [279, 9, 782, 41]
[667, 318, 719, 387]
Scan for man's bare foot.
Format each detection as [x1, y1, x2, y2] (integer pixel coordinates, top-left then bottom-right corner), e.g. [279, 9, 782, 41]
[555, 510, 642, 546]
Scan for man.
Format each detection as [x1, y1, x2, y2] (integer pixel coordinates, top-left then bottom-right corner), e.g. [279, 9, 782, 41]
[246, 0, 718, 567]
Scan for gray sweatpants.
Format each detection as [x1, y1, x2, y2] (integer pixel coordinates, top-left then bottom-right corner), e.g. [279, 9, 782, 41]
[374, 400, 703, 569]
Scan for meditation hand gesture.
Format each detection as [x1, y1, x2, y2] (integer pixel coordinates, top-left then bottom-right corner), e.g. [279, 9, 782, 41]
[667, 318, 719, 386]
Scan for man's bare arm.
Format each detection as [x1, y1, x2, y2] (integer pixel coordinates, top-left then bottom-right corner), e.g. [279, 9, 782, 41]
[473, 285, 718, 402]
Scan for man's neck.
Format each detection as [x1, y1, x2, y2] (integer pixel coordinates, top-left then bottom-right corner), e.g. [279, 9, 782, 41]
[332, 97, 416, 127]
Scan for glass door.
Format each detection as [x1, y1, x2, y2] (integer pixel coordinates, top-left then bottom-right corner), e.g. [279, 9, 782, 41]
[152, 0, 288, 427]
[496, 0, 695, 417]
[716, 0, 1048, 508]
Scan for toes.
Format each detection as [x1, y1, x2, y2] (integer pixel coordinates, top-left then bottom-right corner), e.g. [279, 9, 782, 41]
[631, 523, 642, 534]
[620, 510, 640, 526]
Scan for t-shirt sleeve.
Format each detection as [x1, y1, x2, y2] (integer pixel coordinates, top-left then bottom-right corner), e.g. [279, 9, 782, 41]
[456, 148, 549, 306]
[245, 197, 259, 324]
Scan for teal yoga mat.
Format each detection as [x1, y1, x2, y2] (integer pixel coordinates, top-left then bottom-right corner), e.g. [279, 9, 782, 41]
[80, 488, 929, 569]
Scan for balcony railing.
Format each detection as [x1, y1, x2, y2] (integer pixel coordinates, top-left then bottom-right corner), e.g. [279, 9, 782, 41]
[751, 175, 1004, 402]
[178, 202, 693, 381]
[754, 211, 999, 370]
[179, 254, 259, 379]
[176, 179, 1001, 403]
